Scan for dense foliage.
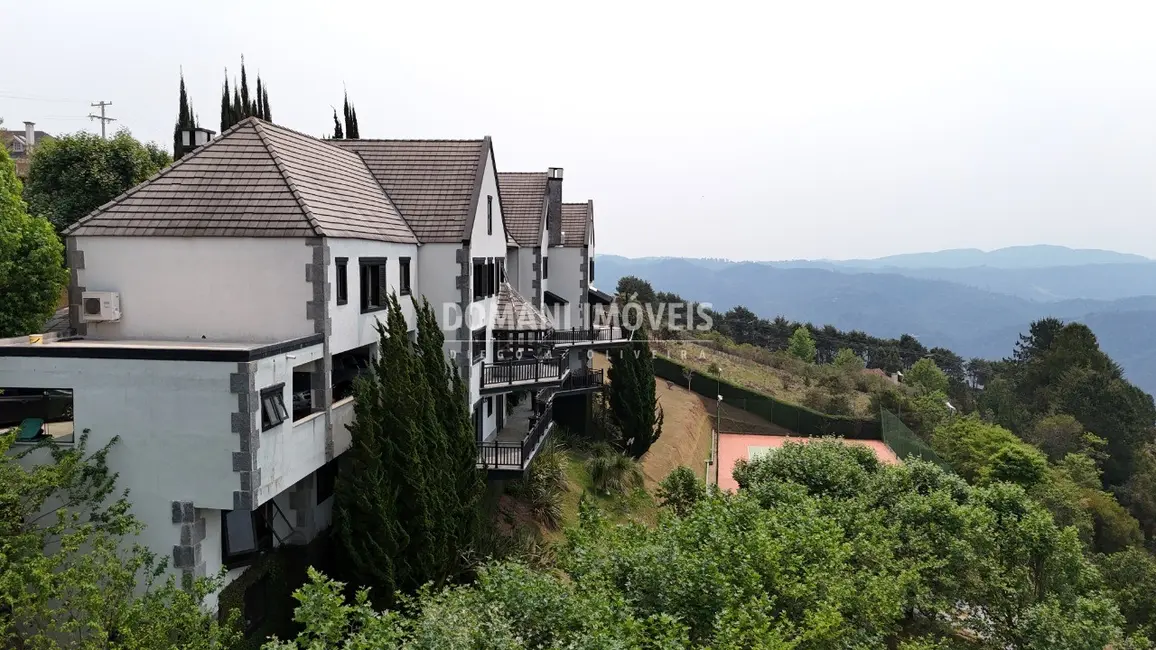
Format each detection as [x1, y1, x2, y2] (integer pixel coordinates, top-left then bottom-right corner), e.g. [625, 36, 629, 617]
[173, 73, 199, 160]
[25, 130, 170, 234]
[0, 145, 66, 337]
[332, 296, 483, 606]
[0, 432, 234, 649]
[220, 57, 272, 132]
[269, 441, 1150, 649]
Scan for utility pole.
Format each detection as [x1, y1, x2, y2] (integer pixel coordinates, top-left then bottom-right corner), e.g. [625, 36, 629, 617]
[88, 101, 116, 139]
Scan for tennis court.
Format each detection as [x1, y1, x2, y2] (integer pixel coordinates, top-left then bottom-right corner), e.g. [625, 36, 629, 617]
[716, 433, 899, 492]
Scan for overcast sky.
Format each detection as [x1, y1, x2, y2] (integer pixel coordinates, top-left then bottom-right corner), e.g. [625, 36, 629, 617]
[4, 1, 1155, 260]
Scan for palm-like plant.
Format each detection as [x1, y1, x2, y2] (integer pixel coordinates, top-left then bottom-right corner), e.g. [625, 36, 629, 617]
[586, 443, 644, 495]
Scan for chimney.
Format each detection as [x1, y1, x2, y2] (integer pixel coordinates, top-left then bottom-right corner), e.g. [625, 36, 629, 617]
[23, 121, 35, 149]
[546, 167, 563, 247]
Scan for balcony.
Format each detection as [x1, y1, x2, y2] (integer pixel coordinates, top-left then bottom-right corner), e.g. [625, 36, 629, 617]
[558, 368, 604, 395]
[480, 356, 568, 394]
[548, 324, 632, 349]
[477, 395, 555, 478]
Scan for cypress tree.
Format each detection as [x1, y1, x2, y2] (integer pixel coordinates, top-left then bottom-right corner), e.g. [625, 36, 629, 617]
[219, 74, 230, 132]
[262, 86, 271, 121]
[343, 92, 360, 139]
[607, 320, 663, 458]
[334, 294, 444, 605]
[414, 298, 482, 575]
[239, 57, 250, 116]
[332, 109, 344, 139]
[173, 73, 194, 160]
[232, 85, 242, 125]
[256, 77, 264, 120]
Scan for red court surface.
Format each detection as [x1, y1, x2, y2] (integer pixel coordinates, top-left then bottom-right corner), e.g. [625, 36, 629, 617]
[716, 434, 900, 492]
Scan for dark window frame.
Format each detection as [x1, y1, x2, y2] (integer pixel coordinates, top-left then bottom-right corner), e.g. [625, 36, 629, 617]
[399, 257, 412, 296]
[335, 257, 348, 306]
[359, 257, 388, 314]
[589, 258, 594, 282]
[472, 258, 486, 302]
[221, 504, 273, 569]
[472, 327, 486, 363]
[316, 459, 338, 504]
[487, 195, 493, 235]
[486, 396, 493, 417]
[260, 384, 288, 431]
[543, 256, 549, 280]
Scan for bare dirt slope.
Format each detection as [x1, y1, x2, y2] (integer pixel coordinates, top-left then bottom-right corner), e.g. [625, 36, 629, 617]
[594, 353, 714, 488]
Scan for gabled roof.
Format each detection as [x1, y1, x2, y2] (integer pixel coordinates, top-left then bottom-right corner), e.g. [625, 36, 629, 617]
[560, 201, 592, 248]
[497, 172, 547, 246]
[494, 282, 552, 331]
[66, 118, 416, 243]
[331, 138, 489, 243]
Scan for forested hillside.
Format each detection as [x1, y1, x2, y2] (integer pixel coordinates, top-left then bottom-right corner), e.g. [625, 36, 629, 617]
[597, 255, 1156, 395]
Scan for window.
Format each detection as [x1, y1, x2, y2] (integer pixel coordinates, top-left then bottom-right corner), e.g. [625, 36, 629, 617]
[472, 328, 486, 362]
[486, 396, 493, 417]
[590, 259, 595, 282]
[486, 260, 496, 297]
[399, 257, 412, 296]
[291, 372, 313, 421]
[543, 256, 549, 280]
[487, 195, 493, 235]
[335, 257, 348, 305]
[316, 459, 338, 504]
[260, 384, 288, 431]
[472, 259, 486, 301]
[360, 258, 387, 313]
[222, 505, 273, 568]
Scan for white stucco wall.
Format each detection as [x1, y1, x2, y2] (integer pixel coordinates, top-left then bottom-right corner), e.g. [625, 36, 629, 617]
[0, 354, 239, 593]
[74, 237, 312, 343]
[327, 238, 420, 356]
[549, 247, 584, 330]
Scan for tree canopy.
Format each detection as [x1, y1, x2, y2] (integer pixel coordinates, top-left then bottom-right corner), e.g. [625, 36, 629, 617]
[0, 145, 66, 337]
[787, 326, 816, 363]
[268, 441, 1148, 649]
[24, 130, 170, 234]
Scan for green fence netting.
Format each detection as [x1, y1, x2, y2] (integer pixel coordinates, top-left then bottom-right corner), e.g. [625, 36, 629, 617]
[652, 355, 882, 440]
[879, 407, 944, 465]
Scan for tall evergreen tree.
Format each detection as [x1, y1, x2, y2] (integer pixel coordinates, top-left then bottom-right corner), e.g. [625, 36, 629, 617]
[333, 295, 461, 605]
[332, 109, 344, 139]
[343, 92, 360, 138]
[607, 321, 663, 458]
[262, 86, 271, 121]
[239, 57, 250, 115]
[415, 298, 483, 570]
[219, 73, 230, 132]
[256, 77, 264, 120]
[173, 73, 197, 160]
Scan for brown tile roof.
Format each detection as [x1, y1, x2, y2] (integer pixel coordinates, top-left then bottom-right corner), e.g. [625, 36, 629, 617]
[560, 202, 591, 247]
[330, 139, 488, 243]
[497, 172, 547, 246]
[493, 282, 552, 331]
[65, 118, 416, 243]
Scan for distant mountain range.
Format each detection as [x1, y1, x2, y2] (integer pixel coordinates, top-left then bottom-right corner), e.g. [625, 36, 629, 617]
[594, 246, 1156, 396]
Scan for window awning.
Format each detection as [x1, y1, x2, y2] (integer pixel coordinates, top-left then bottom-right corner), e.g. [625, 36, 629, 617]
[543, 290, 568, 306]
[588, 287, 614, 305]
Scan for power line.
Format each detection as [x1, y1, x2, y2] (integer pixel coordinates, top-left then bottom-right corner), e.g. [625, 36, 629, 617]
[0, 91, 84, 103]
[87, 101, 115, 139]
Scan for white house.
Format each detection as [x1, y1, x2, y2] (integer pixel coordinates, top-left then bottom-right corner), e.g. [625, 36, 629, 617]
[0, 117, 628, 612]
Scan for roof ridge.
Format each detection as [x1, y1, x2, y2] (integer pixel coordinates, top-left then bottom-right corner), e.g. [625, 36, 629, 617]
[498, 171, 549, 176]
[333, 138, 485, 143]
[251, 120, 324, 237]
[63, 118, 259, 236]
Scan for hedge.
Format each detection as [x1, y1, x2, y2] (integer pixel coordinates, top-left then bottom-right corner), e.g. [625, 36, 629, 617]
[653, 355, 882, 440]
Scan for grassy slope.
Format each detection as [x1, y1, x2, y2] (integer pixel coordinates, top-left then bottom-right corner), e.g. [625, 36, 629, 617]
[654, 339, 877, 417]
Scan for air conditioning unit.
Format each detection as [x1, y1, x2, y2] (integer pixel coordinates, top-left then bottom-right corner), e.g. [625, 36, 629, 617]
[81, 291, 121, 322]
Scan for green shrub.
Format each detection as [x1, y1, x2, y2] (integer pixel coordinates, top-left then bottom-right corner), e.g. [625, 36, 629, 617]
[585, 444, 643, 495]
[513, 440, 568, 530]
[657, 466, 706, 516]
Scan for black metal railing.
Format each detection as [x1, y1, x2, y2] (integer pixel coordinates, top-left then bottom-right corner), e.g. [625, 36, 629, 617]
[548, 324, 631, 346]
[476, 400, 554, 470]
[561, 368, 605, 392]
[481, 356, 566, 389]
